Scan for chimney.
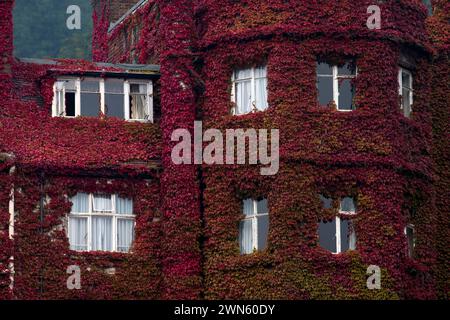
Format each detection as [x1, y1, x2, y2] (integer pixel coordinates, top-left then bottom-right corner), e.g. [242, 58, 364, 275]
[0, 0, 14, 96]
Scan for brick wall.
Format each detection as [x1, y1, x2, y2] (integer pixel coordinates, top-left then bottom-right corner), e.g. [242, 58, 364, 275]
[92, 0, 142, 24]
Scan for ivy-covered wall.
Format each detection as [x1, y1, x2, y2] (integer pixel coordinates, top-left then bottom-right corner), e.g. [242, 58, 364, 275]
[0, 0, 447, 300]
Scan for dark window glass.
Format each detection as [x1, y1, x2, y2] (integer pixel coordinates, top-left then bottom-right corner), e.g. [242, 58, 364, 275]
[257, 199, 268, 214]
[340, 219, 350, 252]
[80, 93, 100, 116]
[319, 219, 336, 253]
[317, 62, 333, 106]
[338, 79, 354, 110]
[105, 94, 124, 118]
[257, 215, 269, 250]
[65, 92, 76, 117]
[319, 194, 333, 209]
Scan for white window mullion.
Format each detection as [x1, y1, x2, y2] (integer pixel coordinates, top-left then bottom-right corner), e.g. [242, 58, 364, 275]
[251, 68, 256, 112]
[336, 217, 341, 254]
[100, 79, 105, 115]
[148, 81, 154, 123]
[333, 66, 339, 110]
[75, 78, 81, 116]
[124, 81, 130, 120]
[253, 200, 258, 250]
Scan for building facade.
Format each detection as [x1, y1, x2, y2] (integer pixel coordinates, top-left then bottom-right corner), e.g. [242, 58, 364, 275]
[0, 0, 448, 300]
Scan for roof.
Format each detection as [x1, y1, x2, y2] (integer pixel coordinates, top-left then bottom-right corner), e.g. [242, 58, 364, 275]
[108, 0, 149, 33]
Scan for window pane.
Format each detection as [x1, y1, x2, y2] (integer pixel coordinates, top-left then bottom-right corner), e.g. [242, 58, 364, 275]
[235, 68, 252, 80]
[69, 217, 87, 251]
[257, 214, 269, 250]
[319, 219, 337, 253]
[65, 92, 76, 117]
[239, 219, 253, 254]
[317, 76, 333, 106]
[92, 216, 113, 251]
[105, 93, 125, 119]
[402, 71, 412, 90]
[130, 83, 146, 94]
[105, 79, 124, 93]
[340, 197, 356, 212]
[255, 77, 268, 111]
[406, 226, 415, 258]
[117, 219, 134, 252]
[130, 94, 148, 120]
[243, 199, 255, 216]
[236, 80, 252, 114]
[93, 194, 112, 212]
[340, 219, 350, 252]
[80, 79, 99, 92]
[254, 66, 267, 79]
[71, 193, 89, 213]
[80, 92, 100, 116]
[338, 79, 354, 110]
[317, 62, 333, 75]
[64, 80, 76, 91]
[338, 63, 356, 76]
[256, 198, 268, 214]
[319, 194, 333, 209]
[117, 197, 133, 215]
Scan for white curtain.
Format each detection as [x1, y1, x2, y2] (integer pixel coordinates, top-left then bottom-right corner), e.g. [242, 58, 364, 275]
[69, 217, 87, 251]
[116, 197, 133, 215]
[91, 217, 112, 251]
[71, 193, 89, 213]
[255, 66, 268, 111]
[93, 194, 112, 212]
[117, 219, 134, 252]
[239, 219, 253, 254]
[130, 94, 147, 119]
[243, 199, 254, 216]
[236, 80, 252, 114]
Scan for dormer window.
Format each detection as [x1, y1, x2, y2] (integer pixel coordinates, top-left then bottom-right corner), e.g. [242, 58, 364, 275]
[52, 77, 154, 122]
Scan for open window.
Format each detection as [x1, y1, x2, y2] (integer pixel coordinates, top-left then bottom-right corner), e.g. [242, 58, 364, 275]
[317, 61, 357, 111]
[239, 198, 269, 254]
[231, 66, 268, 115]
[53, 79, 76, 117]
[69, 193, 135, 252]
[399, 68, 413, 117]
[318, 197, 357, 254]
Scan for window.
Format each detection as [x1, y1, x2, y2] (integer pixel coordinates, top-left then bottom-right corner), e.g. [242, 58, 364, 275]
[231, 66, 268, 115]
[405, 224, 416, 258]
[53, 77, 153, 122]
[317, 61, 357, 111]
[239, 198, 269, 254]
[68, 193, 135, 252]
[53, 79, 76, 117]
[399, 68, 413, 117]
[318, 197, 357, 254]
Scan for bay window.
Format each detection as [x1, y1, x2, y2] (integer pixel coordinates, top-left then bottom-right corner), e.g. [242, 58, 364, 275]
[231, 66, 268, 115]
[239, 198, 269, 254]
[53, 77, 153, 122]
[68, 193, 135, 253]
[317, 61, 357, 111]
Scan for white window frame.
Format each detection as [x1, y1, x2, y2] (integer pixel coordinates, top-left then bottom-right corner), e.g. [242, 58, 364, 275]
[68, 193, 135, 253]
[398, 67, 413, 117]
[231, 66, 268, 116]
[319, 198, 357, 254]
[52, 77, 153, 123]
[317, 63, 357, 112]
[241, 199, 269, 254]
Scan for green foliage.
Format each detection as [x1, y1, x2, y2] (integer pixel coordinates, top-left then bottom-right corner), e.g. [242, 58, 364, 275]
[13, 0, 93, 59]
